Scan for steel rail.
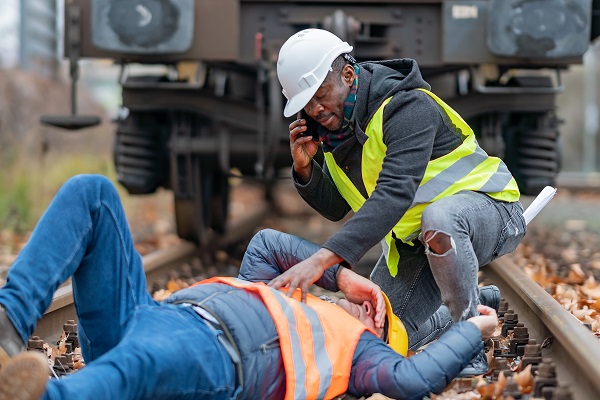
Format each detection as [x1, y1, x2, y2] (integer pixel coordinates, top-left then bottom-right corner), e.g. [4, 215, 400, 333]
[32, 241, 198, 344]
[556, 171, 600, 191]
[484, 256, 600, 400]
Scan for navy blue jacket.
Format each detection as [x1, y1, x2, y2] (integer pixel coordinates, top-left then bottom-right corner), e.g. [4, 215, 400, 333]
[165, 229, 483, 399]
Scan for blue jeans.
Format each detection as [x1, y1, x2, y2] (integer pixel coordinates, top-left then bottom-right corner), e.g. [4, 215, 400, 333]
[0, 175, 236, 399]
[371, 191, 526, 349]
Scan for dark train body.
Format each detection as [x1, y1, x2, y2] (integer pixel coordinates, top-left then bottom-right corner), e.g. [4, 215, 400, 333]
[58, 0, 600, 244]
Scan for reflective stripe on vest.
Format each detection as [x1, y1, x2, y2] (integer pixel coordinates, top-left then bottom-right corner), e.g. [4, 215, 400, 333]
[192, 277, 372, 400]
[324, 88, 520, 276]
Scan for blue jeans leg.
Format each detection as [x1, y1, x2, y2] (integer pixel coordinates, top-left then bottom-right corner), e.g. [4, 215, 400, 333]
[421, 191, 525, 323]
[372, 191, 525, 349]
[0, 174, 154, 361]
[44, 305, 236, 400]
[370, 243, 453, 350]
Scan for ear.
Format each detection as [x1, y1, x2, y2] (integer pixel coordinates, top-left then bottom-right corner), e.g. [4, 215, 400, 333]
[341, 64, 356, 86]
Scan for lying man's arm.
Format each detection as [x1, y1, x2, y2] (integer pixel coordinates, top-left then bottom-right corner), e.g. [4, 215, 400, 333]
[348, 306, 497, 399]
[239, 228, 387, 328]
[238, 229, 341, 291]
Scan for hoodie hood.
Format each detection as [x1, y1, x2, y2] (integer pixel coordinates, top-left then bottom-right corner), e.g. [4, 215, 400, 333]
[354, 58, 430, 129]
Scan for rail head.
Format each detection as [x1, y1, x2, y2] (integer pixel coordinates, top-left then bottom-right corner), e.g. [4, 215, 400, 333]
[485, 256, 600, 400]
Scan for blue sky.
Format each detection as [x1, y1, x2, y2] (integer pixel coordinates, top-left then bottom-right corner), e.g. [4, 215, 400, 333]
[0, 0, 19, 68]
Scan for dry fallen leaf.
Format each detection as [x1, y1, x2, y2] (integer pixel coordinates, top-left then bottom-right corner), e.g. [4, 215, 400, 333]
[166, 278, 188, 293]
[495, 371, 508, 397]
[73, 360, 85, 370]
[152, 289, 173, 301]
[566, 264, 586, 285]
[514, 364, 533, 394]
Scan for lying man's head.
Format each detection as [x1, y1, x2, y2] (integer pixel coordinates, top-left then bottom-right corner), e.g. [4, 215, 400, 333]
[321, 294, 409, 356]
[336, 298, 383, 337]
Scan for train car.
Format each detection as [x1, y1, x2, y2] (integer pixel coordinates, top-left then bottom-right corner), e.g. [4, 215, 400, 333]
[45, 0, 600, 244]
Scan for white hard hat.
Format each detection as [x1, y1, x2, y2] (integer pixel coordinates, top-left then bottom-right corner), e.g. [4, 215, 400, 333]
[277, 29, 353, 117]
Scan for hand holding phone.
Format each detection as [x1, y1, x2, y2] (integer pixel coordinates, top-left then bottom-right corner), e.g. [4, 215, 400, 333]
[295, 112, 319, 142]
[289, 111, 319, 182]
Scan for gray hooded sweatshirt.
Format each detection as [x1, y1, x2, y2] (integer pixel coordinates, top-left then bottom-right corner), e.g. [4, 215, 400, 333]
[293, 58, 467, 267]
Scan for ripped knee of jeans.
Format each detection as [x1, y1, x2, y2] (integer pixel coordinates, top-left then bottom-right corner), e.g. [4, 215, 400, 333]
[423, 230, 456, 256]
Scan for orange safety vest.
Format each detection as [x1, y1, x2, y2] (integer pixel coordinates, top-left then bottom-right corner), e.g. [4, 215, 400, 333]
[193, 277, 374, 400]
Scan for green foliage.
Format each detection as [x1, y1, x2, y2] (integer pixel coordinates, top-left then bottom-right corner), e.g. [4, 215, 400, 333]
[0, 154, 120, 233]
[0, 174, 32, 233]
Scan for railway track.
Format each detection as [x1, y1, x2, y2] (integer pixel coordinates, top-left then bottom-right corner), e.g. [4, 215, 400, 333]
[25, 191, 600, 399]
[483, 256, 600, 400]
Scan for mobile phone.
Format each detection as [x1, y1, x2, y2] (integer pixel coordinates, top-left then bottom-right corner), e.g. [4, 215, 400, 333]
[296, 111, 319, 141]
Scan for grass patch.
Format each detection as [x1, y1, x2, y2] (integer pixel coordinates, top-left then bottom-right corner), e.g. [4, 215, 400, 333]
[0, 152, 123, 233]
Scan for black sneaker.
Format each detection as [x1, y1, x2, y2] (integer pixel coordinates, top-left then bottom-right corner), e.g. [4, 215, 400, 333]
[0, 351, 49, 400]
[478, 285, 501, 313]
[0, 305, 25, 366]
[457, 347, 489, 378]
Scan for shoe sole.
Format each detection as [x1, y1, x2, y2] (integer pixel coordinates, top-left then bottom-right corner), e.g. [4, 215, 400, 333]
[0, 352, 49, 400]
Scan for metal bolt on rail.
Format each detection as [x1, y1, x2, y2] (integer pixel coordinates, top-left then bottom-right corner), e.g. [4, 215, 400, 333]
[27, 336, 45, 353]
[533, 358, 558, 398]
[492, 338, 503, 358]
[501, 312, 519, 337]
[551, 386, 573, 400]
[53, 355, 71, 377]
[180, 263, 193, 280]
[493, 358, 511, 381]
[543, 386, 558, 400]
[62, 320, 80, 349]
[509, 326, 530, 357]
[503, 376, 523, 399]
[63, 342, 75, 368]
[521, 339, 543, 374]
[168, 270, 180, 281]
[63, 320, 76, 333]
[498, 299, 509, 321]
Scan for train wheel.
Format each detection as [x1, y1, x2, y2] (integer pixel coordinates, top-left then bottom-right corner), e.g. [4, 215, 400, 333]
[174, 166, 229, 245]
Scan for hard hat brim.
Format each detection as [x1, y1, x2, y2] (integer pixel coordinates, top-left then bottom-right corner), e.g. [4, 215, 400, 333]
[382, 292, 409, 356]
[283, 83, 321, 118]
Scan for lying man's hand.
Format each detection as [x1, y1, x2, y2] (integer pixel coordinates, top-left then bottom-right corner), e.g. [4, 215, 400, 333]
[467, 305, 499, 339]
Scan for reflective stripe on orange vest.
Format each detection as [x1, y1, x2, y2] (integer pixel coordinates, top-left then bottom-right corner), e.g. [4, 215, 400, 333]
[192, 277, 373, 400]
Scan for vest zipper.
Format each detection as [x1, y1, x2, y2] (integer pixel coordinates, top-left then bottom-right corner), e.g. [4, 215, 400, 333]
[259, 336, 280, 353]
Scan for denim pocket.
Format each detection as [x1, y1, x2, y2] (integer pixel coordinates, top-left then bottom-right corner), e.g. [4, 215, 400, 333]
[492, 202, 526, 259]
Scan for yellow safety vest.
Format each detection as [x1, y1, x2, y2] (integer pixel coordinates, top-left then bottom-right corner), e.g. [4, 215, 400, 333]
[324, 88, 520, 276]
[193, 277, 373, 400]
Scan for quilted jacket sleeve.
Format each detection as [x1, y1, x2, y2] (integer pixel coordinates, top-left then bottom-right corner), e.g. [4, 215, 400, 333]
[348, 321, 483, 400]
[238, 228, 341, 292]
